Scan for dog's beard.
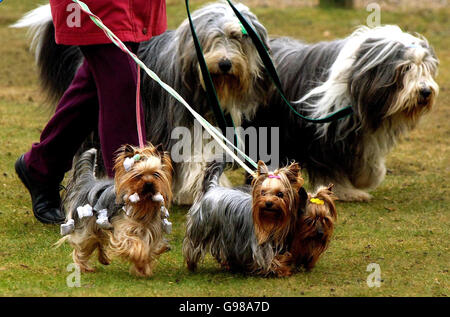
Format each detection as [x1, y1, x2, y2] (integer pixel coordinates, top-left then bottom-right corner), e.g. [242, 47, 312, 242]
[199, 45, 259, 114]
[252, 200, 292, 245]
[211, 73, 246, 104]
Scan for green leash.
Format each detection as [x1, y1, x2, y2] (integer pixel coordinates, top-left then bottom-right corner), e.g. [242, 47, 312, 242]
[225, 0, 354, 123]
[185, 0, 239, 148]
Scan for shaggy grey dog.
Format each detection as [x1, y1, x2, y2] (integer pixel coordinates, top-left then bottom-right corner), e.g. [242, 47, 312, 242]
[250, 26, 439, 201]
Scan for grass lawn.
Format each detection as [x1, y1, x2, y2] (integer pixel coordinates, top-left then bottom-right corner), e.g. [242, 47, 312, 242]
[0, 0, 448, 297]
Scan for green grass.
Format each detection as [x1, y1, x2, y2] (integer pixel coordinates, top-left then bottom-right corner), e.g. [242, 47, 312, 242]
[0, 0, 448, 297]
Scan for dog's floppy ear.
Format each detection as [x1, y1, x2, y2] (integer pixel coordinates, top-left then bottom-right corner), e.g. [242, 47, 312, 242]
[257, 160, 269, 176]
[298, 187, 308, 216]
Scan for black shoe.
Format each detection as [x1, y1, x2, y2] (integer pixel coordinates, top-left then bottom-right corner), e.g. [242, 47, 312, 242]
[15, 155, 65, 224]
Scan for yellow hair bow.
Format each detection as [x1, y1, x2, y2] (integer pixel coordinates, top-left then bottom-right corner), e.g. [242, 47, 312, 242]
[310, 198, 324, 205]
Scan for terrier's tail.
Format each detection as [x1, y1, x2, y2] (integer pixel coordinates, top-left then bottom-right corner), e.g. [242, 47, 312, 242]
[201, 160, 227, 194]
[72, 149, 98, 185]
[63, 149, 98, 212]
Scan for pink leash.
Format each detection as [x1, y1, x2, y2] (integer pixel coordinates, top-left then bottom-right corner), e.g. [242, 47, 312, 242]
[135, 66, 145, 148]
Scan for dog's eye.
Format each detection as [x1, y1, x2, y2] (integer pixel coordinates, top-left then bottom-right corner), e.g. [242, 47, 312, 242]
[276, 192, 284, 198]
[229, 31, 240, 40]
[153, 172, 160, 178]
[261, 190, 266, 196]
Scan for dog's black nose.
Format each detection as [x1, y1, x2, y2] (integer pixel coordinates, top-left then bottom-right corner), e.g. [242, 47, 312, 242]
[265, 201, 273, 208]
[142, 182, 155, 194]
[218, 59, 232, 73]
[317, 228, 324, 238]
[420, 87, 432, 98]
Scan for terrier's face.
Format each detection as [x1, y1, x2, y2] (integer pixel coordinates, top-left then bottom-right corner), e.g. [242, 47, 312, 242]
[252, 161, 304, 245]
[294, 185, 337, 270]
[114, 144, 173, 214]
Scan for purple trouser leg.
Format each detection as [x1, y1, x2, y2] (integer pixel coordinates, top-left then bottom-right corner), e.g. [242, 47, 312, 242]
[24, 43, 145, 182]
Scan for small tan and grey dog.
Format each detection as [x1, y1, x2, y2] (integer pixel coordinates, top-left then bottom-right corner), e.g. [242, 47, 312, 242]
[57, 144, 173, 277]
[183, 160, 305, 277]
[290, 185, 337, 271]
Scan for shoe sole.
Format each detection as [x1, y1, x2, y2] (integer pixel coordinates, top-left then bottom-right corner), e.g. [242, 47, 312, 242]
[15, 155, 64, 224]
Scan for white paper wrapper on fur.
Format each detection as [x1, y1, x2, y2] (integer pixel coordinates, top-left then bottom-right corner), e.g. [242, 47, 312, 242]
[152, 192, 164, 203]
[96, 209, 112, 229]
[128, 193, 140, 203]
[77, 204, 93, 219]
[162, 218, 172, 234]
[123, 157, 135, 171]
[161, 206, 169, 219]
[123, 154, 141, 172]
[60, 219, 75, 236]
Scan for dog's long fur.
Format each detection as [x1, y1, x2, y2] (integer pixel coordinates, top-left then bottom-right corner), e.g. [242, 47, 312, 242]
[13, 1, 271, 205]
[183, 160, 303, 276]
[58, 145, 173, 277]
[250, 25, 439, 201]
[290, 185, 337, 271]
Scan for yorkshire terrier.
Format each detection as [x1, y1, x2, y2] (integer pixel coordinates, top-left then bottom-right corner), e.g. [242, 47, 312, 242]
[57, 143, 173, 277]
[183, 159, 304, 277]
[290, 185, 337, 271]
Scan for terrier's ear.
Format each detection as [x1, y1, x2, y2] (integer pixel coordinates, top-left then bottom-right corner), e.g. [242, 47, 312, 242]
[257, 160, 269, 176]
[286, 162, 303, 187]
[123, 144, 135, 156]
[154, 143, 164, 155]
[287, 162, 300, 181]
[327, 183, 334, 191]
[287, 162, 300, 177]
[298, 187, 308, 215]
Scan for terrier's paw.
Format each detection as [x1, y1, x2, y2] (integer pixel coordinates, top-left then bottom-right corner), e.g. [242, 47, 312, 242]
[98, 253, 111, 266]
[79, 265, 96, 273]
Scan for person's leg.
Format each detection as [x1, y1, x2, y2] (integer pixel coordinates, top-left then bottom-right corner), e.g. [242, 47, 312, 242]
[24, 60, 99, 182]
[16, 59, 99, 224]
[80, 43, 145, 177]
